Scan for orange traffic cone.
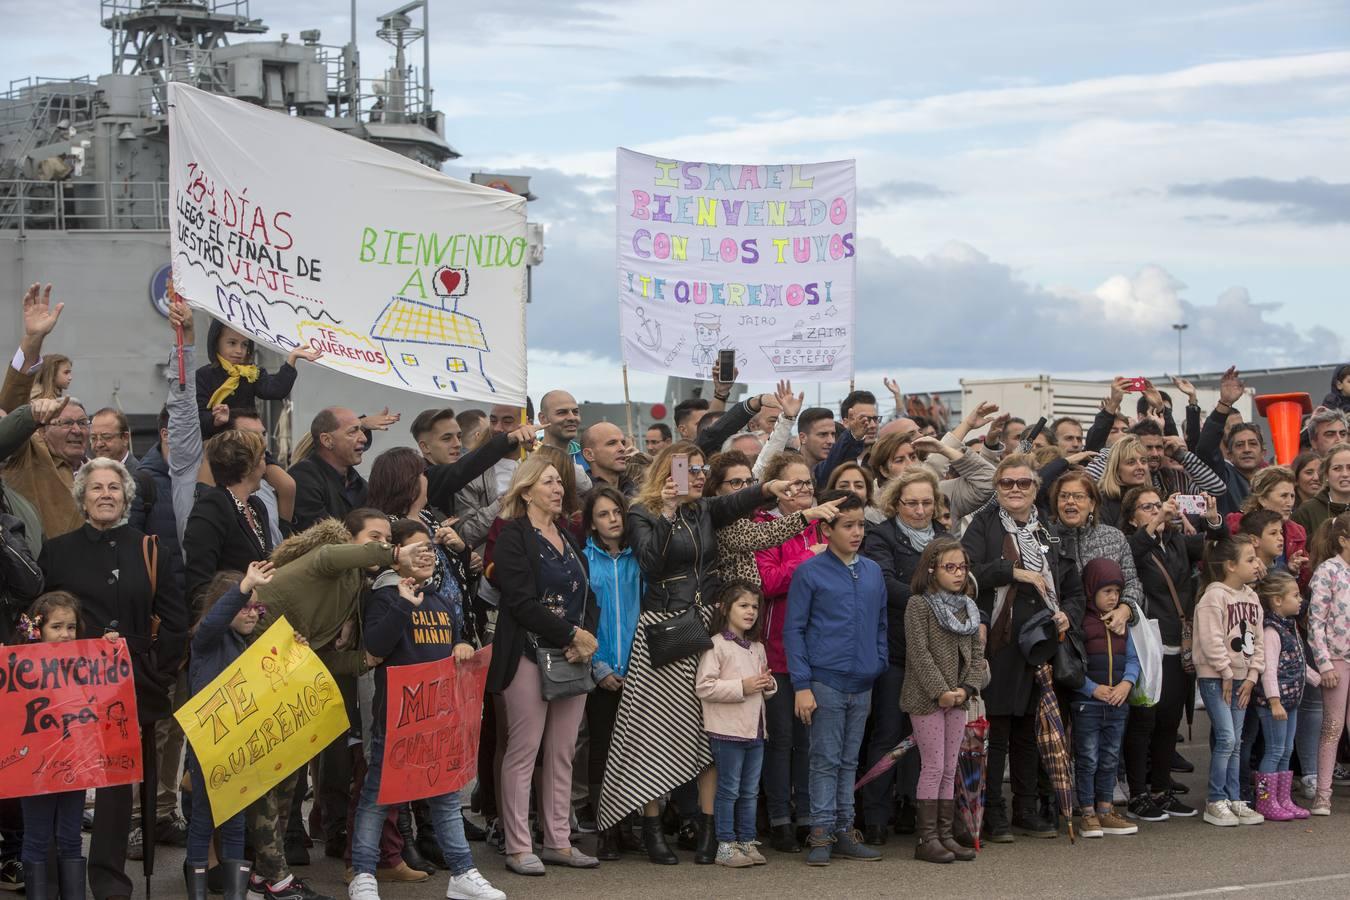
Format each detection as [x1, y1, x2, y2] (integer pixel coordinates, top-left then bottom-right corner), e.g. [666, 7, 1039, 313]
[1255, 393, 1313, 465]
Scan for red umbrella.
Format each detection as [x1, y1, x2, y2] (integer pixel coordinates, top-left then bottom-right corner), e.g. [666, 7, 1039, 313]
[1033, 663, 1077, 843]
[854, 736, 916, 791]
[957, 710, 990, 850]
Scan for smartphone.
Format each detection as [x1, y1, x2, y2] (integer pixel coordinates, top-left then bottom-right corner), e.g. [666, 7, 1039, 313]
[671, 453, 690, 495]
[1174, 494, 1207, 516]
[1122, 377, 1148, 392]
[717, 348, 736, 383]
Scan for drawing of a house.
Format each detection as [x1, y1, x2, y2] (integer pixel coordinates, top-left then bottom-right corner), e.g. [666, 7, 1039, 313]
[369, 294, 495, 395]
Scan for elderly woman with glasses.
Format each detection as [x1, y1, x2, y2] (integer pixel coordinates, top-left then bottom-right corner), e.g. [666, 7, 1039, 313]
[38, 457, 187, 900]
[962, 454, 1086, 842]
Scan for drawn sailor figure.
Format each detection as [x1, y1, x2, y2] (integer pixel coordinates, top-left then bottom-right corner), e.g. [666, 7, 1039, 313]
[691, 313, 723, 370]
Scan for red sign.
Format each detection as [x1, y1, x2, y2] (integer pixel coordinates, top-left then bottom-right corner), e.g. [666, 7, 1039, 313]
[0, 639, 142, 799]
[377, 646, 491, 805]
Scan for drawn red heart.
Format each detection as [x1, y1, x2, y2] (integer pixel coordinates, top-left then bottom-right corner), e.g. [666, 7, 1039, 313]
[438, 269, 461, 294]
[270, 647, 277, 655]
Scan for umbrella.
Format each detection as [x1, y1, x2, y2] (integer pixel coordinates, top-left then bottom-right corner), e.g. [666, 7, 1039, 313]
[140, 721, 157, 897]
[854, 736, 916, 791]
[956, 707, 990, 850]
[1033, 663, 1076, 843]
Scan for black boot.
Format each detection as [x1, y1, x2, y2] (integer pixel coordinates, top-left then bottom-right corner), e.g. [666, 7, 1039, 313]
[56, 856, 85, 900]
[693, 812, 717, 865]
[459, 813, 486, 842]
[984, 799, 1014, 843]
[1011, 797, 1057, 839]
[183, 860, 209, 900]
[412, 799, 448, 866]
[397, 804, 435, 874]
[220, 859, 251, 900]
[22, 862, 46, 900]
[895, 796, 917, 835]
[641, 815, 678, 865]
[862, 824, 888, 845]
[596, 826, 621, 861]
[769, 823, 800, 853]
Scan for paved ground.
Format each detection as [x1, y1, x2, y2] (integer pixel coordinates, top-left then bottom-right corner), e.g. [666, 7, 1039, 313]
[129, 719, 1350, 899]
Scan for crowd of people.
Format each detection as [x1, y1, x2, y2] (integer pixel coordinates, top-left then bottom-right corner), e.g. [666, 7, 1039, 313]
[2, 281, 1350, 899]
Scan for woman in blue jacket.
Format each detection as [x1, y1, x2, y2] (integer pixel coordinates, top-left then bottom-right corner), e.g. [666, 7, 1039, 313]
[582, 486, 644, 860]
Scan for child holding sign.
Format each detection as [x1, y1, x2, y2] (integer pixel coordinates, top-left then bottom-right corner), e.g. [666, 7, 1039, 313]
[184, 561, 274, 900]
[16, 591, 118, 899]
[195, 320, 321, 437]
[350, 520, 503, 900]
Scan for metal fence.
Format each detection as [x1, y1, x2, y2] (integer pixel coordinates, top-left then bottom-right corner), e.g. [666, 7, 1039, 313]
[0, 179, 170, 231]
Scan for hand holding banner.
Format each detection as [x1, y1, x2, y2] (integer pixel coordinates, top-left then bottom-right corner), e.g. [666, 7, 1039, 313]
[377, 646, 492, 806]
[176, 616, 348, 824]
[0, 638, 141, 799]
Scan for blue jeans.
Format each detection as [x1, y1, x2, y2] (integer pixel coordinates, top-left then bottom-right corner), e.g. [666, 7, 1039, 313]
[353, 735, 473, 877]
[807, 681, 871, 832]
[709, 738, 764, 842]
[1295, 685, 1323, 778]
[1072, 700, 1129, 809]
[1257, 704, 1298, 773]
[19, 790, 83, 863]
[763, 673, 810, 827]
[1199, 678, 1248, 802]
[186, 750, 245, 866]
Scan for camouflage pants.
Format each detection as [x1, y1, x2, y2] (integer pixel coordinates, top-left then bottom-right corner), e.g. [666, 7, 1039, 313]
[244, 772, 300, 882]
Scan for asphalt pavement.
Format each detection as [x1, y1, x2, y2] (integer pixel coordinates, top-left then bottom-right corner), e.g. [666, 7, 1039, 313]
[129, 717, 1350, 899]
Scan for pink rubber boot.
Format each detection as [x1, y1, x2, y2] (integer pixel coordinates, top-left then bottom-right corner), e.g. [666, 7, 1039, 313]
[1279, 771, 1310, 819]
[1254, 772, 1292, 821]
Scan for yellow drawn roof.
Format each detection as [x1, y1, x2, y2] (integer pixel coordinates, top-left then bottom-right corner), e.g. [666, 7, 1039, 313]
[370, 297, 488, 351]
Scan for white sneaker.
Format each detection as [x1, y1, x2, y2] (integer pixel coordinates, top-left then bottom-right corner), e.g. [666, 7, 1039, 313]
[1203, 801, 1239, 827]
[1297, 775, 1318, 801]
[447, 868, 506, 900]
[1229, 800, 1265, 825]
[349, 873, 381, 900]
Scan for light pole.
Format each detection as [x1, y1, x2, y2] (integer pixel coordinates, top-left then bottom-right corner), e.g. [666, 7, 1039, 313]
[1172, 323, 1188, 374]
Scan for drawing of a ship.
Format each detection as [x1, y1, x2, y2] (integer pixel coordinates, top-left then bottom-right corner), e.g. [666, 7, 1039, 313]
[759, 326, 846, 373]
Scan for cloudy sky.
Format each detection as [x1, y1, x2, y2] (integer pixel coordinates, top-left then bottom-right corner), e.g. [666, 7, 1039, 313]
[6, 0, 1348, 405]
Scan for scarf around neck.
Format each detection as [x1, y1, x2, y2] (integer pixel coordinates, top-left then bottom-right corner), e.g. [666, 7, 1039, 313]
[895, 517, 935, 552]
[926, 590, 980, 635]
[208, 355, 261, 409]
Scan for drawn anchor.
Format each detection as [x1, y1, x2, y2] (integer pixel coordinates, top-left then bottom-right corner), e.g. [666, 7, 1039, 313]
[634, 306, 662, 351]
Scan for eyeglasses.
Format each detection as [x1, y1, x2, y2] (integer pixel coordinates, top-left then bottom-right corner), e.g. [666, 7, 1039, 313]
[1058, 491, 1090, 503]
[243, 602, 267, 617]
[898, 499, 935, 509]
[997, 478, 1036, 491]
[89, 432, 127, 443]
[50, 418, 91, 429]
[687, 465, 709, 476]
[858, 415, 883, 424]
[786, 479, 813, 491]
[1136, 502, 1163, 512]
[937, 563, 969, 574]
[724, 477, 758, 489]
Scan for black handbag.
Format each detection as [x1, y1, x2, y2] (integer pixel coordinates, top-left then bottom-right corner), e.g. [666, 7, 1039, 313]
[534, 646, 595, 701]
[645, 604, 713, 669]
[1053, 629, 1087, 691]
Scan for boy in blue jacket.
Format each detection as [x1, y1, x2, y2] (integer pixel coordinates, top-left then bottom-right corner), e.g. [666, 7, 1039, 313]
[784, 491, 888, 866]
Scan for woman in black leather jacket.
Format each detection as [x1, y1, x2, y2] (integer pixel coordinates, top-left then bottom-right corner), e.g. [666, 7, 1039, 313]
[597, 441, 792, 865]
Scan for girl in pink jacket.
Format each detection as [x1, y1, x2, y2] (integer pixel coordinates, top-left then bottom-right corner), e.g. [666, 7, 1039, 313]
[696, 581, 778, 869]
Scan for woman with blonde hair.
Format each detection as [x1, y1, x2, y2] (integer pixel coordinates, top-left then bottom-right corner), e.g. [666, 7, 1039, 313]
[487, 455, 602, 875]
[1227, 466, 1308, 580]
[599, 441, 796, 865]
[1096, 436, 1152, 527]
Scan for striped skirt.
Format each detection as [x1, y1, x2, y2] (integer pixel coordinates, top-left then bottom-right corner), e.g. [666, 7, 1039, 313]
[596, 606, 713, 830]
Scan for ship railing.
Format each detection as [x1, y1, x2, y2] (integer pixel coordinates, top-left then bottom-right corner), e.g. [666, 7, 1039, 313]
[100, 0, 254, 21]
[0, 179, 169, 231]
[352, 72, 434, 126]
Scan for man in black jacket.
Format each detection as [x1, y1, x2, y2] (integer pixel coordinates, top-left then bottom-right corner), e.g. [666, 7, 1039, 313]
[289, 407, 370, 531]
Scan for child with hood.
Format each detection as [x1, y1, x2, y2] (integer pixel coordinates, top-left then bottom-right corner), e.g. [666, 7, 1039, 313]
[195, 320, 321, 437]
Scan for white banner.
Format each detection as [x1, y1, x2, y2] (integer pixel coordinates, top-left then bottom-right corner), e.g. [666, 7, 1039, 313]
[617, 148, 856, 382]
[168, 84, 528, 406]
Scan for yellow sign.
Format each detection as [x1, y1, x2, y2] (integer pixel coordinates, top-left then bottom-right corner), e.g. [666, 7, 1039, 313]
[175, 617, 349, 824]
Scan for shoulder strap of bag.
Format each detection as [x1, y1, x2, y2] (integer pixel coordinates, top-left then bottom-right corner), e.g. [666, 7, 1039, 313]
[1148, 553, 1186, 621]
[143, 534, 161, 641]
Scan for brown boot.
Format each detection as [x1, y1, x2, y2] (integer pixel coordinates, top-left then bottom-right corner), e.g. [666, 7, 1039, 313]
[913, 800, 955, 864]
[937, 799, 976, 861]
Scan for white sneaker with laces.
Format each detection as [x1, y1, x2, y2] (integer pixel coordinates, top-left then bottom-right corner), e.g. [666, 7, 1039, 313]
[447, 868, 506, 900]
[1229, 800, 1264, 825]
[1203, 800, 1239, 827]
[349, 873, 381, 900]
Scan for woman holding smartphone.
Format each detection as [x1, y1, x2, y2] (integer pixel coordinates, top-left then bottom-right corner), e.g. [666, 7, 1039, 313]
[597, 442, 796, 864]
